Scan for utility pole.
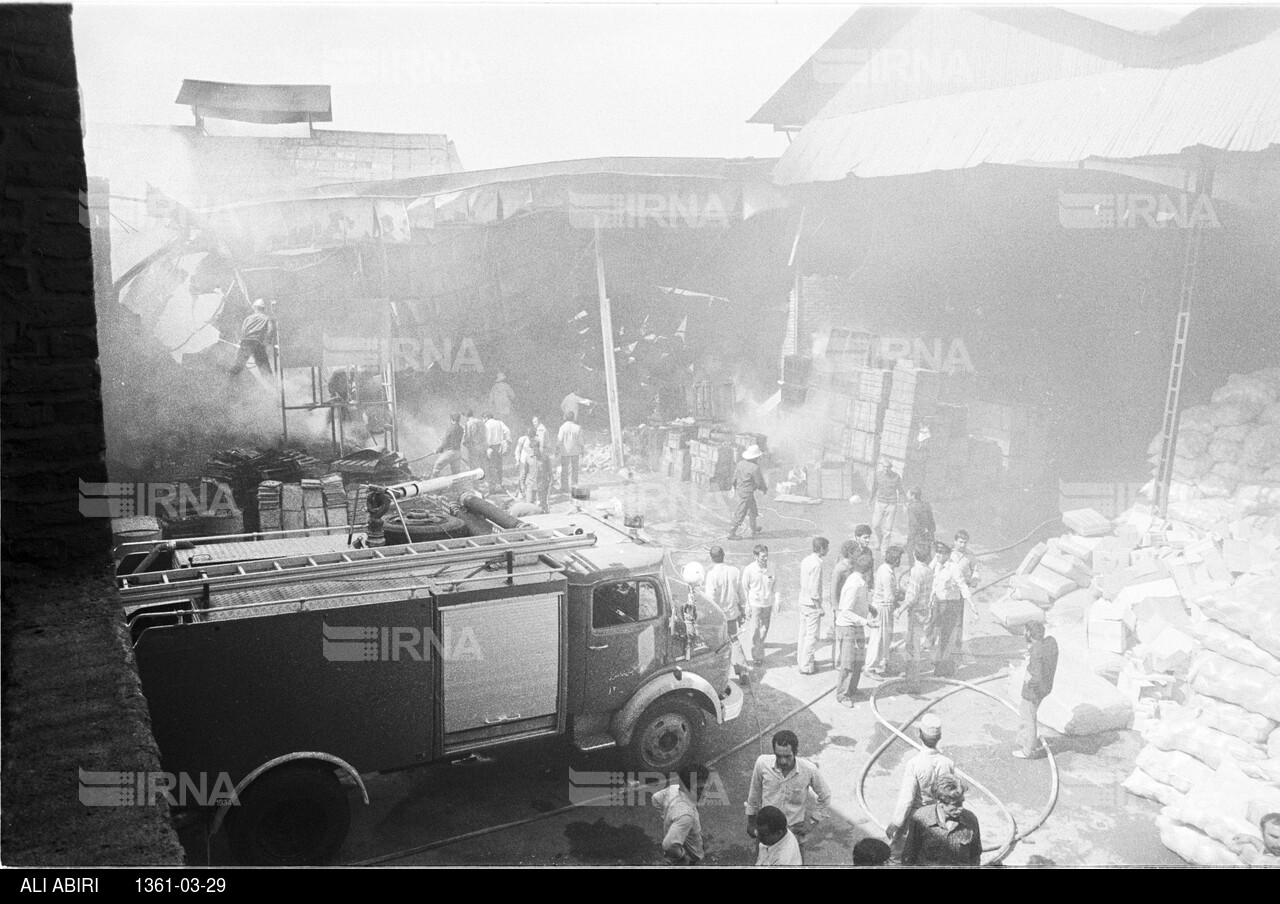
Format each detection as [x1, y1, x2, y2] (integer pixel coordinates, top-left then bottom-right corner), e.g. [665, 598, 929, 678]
[594, 222, 624, 468]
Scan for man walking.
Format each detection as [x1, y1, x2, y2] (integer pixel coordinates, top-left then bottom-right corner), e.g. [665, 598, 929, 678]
[429, 412, 465, 477]
[556, 410, 584, 493]
[1014, 621, 1059, 759]
[651, 764, 709, 866]
[704, 546, 747, 679]
[796, 537, 829, 675]
[885, 714, 956, 842]
[727, 445, 767, 540]
[745, 730, 832, 848]
[742, 545, 778, 665]
[870, 457, 905, 553]
[229, 299, 274, 378]
[833, 552, 871, 707]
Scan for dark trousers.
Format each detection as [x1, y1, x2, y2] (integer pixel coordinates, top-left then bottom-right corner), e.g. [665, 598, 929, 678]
[230, 340, 273, 376]
[487, 445, 504, 487]
[560, 454, 580, 491]
[835, 624, 867, 701]
[729, 493, 759, 536]
[932, 599, 964, 676]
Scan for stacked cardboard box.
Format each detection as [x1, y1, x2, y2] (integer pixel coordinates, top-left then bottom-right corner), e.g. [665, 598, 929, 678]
[689, 440, 734, 490]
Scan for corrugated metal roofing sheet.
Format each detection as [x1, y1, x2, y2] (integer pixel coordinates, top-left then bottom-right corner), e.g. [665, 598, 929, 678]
[773, 32, 1280, 184]
[175, 80, 332, 124]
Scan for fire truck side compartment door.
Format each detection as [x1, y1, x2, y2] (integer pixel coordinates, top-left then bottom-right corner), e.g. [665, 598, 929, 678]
[440, 591, 564, 751]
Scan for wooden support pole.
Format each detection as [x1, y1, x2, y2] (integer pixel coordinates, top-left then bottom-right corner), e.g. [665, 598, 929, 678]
[595, 222, 624, 469]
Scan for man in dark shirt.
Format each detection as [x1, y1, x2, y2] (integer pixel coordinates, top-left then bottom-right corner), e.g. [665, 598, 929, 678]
[901, 775, 982, 866]
[727, 445, 767, 540]
[430, 412, 465, 477]
[229, 299, 274, 377]
[1014, 621, 1059, 759]
[905, 487, 936, 561]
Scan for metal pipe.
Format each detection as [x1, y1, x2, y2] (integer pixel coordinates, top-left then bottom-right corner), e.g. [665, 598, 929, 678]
[460, 491, 522, 529]
[377, 470, 484, 500]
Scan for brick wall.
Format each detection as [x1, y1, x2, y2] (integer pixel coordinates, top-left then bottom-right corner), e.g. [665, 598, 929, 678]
[1, 4, 183, 865]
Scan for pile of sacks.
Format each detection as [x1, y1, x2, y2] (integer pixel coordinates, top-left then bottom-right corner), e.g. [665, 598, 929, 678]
[991, 498, 1280, 864]
[1150, 367, 1280, 532]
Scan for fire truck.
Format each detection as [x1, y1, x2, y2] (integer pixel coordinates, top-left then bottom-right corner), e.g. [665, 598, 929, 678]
[116, 474, 743, 865]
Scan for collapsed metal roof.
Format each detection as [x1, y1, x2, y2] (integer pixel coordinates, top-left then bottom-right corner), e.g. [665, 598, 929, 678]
[176, 79, 333, 124]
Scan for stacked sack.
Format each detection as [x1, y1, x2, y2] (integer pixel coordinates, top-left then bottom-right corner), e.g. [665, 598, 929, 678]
[1148, 368, 1280, 534]
[1121, 563, 1280, 865]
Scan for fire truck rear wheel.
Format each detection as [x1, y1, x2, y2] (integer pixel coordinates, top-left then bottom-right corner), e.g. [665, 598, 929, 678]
[226, 764, 351, 866]
[382, 512, 469, 544]
[629, 696, 704, 773]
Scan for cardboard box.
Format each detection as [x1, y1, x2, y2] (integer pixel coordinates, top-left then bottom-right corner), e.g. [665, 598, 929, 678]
[1088, 617, 1131, 654]
[1092, 548, 1131, 574]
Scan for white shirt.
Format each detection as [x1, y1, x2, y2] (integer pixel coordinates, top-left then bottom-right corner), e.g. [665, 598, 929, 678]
[704, 563, 744, 622]
[742, 560, 776, 609]
[891, 747, 956, 830]
[835, 572, 871, 628]
[873, 562, 898, 609]
[557, 420, 584, 456]
[756, 830, 803, 866]
[484, 418, 510, 448]
[652, 784, 703, 862]
[561, 392, 590, 419]
[745, 755, 832, 826]
[799, 553, 824, 608]
[933, 558, 973, 603]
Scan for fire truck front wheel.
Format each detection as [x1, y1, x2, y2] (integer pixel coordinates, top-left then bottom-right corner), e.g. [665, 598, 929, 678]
[226, 763, 351, 866]
[629, 696, 704, 773]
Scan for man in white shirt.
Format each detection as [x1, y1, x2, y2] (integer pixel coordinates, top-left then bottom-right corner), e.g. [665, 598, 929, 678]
[483, 412, 511, 494]
[796, 537, 829, 675]
[834, 558, 872, 706]
[868, 545, 905, 676]
[560, 388, 593, 422]
[931, 542, 974, 677]
[556, 410, 584, 493]
[651, 763, 708, 865]
[704, 546, 747, 678]
[885, 713, 956, 842]
[745, 729, 832, 845]
[901, 546, 935, 689]
[755, 806, 803, 866]
[742, 545, 778, 665]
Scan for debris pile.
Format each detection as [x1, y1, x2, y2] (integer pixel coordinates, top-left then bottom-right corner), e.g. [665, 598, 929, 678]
[203, 446, 324, 531]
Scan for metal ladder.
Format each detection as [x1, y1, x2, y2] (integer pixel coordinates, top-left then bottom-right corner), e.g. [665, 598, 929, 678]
[117, 528, 597, 605]
[1153, 223, 1205, 518]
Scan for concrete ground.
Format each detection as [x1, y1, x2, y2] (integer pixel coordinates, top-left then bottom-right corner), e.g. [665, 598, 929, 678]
[177, 467, 1184, 867]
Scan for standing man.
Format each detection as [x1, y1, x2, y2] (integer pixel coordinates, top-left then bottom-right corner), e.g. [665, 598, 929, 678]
[704, 546, 747, 679]
[796, 537, 829, 676]
[1014, 621, 1059, 759]
[513, 422, 534, 494]
[745, 730, 832, 847]
[851, 524, 876, 588]
[531, 415, 548, 458]
[556, 410, 584, 494]
[870, 457, 905, 553]
[561, 387, 593, 422]
[463, 408, 486, 471]
[900, 546, 935, 689]
[651, 764, 709, 866]
[868, 545, 905, 677]
[727, 445, 767, 540]
[483, 412, 511, 494]
[430, 412, 465, 477]
[931, 542, 974, 677]
[906, 487, 936, 562]
[742, 544, 779, 666]
[833, 551, 871, 707]
[885, 714, 956, 842]
[488, 371, 515, 422]
[901, 775, 982, 866]
[754, 807, 803, 866]
[229, 298, 274, 378]
[830, 540, 857, 614]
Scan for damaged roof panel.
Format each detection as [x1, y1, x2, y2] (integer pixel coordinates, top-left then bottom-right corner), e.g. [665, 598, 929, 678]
[176, 79, 333, 124]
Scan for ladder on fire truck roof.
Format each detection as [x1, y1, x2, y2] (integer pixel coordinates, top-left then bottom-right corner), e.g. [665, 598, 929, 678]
[116, 528, 597, 605]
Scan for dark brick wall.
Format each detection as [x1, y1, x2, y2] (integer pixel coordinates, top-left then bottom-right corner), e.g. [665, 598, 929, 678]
[1, 3, 112, 564]
[1, 3, 184, 865]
